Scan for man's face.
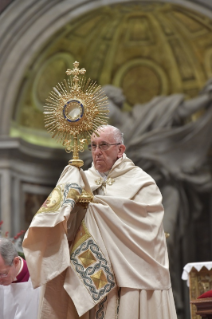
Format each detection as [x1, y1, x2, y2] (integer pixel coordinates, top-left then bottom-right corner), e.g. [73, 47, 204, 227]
[0, 255, 18, 286]
[91, 128, 125, 173]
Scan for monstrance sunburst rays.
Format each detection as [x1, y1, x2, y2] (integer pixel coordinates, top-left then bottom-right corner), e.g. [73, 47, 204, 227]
[44, 61, 109, 168]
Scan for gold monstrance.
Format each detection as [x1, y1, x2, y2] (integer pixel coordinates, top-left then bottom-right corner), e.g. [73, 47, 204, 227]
[44, 61, 109, 205]
[44, 61, 109, 168]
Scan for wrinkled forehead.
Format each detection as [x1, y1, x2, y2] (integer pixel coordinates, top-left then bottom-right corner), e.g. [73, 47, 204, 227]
[91, 128, 115, 143]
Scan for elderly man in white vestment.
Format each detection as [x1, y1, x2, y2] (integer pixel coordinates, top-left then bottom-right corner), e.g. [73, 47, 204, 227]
[23, 125, 177, 319]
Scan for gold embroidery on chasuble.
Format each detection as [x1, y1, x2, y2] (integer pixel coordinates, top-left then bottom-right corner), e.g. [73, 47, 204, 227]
[70, 221, 116, 303]
[78, 249, 97, 268]
[91, 270, 108, 290]
[36, 186, 63, 214]
[95, 178, 115, 186]
[67, 188, 80, 202]
[106, 178, 115, 185]
[71, 220, 91, 253]
[36, 183, 82, 214]
[95, 178, 103, 186]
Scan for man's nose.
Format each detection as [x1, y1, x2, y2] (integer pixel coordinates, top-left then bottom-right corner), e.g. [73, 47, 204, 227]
[93, 146, 102, 154]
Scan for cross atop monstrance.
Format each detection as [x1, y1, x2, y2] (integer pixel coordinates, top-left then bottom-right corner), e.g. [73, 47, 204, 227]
[66, 61, 86, 89]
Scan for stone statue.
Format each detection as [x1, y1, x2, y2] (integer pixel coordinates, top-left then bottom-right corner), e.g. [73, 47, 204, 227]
[97, 82, 212, 316]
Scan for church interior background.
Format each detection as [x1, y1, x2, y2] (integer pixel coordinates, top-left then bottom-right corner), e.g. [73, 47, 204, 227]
[1, 0, 212, 318]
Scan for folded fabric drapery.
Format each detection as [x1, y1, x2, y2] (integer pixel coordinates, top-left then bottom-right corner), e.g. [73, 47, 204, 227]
[0, 280, 40, 319]
[23, 157, 177, 318]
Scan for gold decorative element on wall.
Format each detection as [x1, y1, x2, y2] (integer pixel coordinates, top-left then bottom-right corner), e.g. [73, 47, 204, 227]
[113, 59, 168, 106]
[168, 38, 195, 81]
[33, 53, 75, 111]
[44, 61, 109, 167]
[12, 2, 212, 146]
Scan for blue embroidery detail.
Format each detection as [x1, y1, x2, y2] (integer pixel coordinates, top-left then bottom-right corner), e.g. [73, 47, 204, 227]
[62, 183, 82, 207]
[71, 239, 115, 301]
[96, 297, 107, 319]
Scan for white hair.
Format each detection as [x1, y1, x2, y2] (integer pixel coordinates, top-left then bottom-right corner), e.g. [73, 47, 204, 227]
[0, 238, 18, 266]
[97, 125, 124, 144]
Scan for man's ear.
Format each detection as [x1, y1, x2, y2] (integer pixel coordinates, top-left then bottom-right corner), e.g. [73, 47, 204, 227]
[13, 256, 20, 267]
[117, 144, 126, 158]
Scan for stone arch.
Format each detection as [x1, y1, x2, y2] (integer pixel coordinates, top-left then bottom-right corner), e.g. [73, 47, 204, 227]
[1, 0, 212, 136]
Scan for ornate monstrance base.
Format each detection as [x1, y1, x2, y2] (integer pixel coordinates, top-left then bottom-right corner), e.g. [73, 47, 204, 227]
[78, 190, 94, 208]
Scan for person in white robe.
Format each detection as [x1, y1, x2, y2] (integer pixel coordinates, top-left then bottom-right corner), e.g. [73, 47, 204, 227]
[23, 125, 177, 319]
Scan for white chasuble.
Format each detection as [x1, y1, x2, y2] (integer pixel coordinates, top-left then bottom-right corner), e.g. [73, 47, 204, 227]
[23, 155, 177, 319]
